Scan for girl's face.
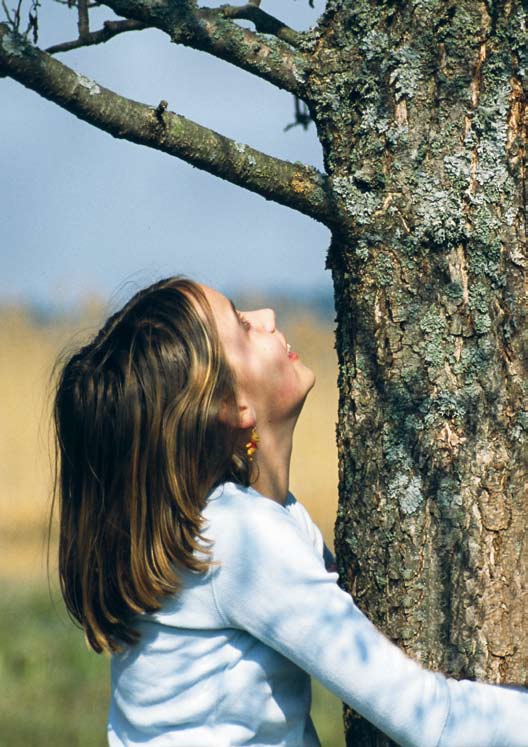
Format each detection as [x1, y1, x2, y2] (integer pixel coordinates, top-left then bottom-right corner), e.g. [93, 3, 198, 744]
[201, 285, 315, 428]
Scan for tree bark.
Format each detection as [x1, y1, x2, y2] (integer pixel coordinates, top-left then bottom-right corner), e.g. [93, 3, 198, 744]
[300, 1, 528, 743]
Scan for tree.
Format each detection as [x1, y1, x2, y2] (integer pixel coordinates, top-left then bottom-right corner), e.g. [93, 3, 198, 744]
[1, 2, 527, 745]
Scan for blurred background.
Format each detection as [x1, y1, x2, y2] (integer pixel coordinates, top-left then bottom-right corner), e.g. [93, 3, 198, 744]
[1, 0, 344, 744]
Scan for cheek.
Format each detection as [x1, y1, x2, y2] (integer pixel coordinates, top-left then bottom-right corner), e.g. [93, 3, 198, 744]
[243, 345, 302, 410]
[267, 360, 302, 403]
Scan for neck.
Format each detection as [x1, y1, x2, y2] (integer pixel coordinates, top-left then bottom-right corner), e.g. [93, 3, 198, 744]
[250, 421, 295, 506]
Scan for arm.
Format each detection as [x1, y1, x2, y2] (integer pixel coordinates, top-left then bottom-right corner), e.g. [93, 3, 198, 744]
[209, 498, 528, 747]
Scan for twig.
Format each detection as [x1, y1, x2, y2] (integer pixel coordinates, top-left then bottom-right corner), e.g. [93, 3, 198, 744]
[25, 0, 40, 43]
[0, 23, 336, 228]
[154, 98, 168, 126]
[284, 96, 312, 131]
[1, 0, 14, 25]
[13, 0, 22, 29]
[46, 19, 146, 54]
[51, 0, 99, 5]
[220, 3, 303, 48]
[1, 0, 23, 30]
[77, 0, 89, 39]
[84, 0, 309, 97]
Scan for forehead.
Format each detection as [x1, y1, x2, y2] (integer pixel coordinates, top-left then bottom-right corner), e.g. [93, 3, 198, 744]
[200, 284, 230, 316]
[199, 284, 239, 336]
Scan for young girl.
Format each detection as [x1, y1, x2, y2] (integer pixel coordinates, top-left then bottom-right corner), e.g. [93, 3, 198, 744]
[53, 276, 527, 747]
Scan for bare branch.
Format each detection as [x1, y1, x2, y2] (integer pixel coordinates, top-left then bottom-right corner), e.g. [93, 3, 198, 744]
[219, 3, 303, 49]
[25, 0, 40, 44]
[284, 96, 312, 132]
[77, 0, 89, 39]
[1, 0, 23, 30]
[46, 19, 146, 54]
[0, 25, 337, 228]
[1, 0, 13, 25]
[99, 0, 308, 97]
[51, 0, 99, 5]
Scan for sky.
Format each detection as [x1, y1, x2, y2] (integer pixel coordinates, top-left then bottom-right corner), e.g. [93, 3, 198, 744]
[1, 0, 332, 311]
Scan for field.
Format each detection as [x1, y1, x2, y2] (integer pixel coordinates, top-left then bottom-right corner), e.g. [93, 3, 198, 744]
[0, 300, 345, 746]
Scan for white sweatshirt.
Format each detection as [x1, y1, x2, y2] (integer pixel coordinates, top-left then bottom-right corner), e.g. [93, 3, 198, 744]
[108, 481, 528, 747]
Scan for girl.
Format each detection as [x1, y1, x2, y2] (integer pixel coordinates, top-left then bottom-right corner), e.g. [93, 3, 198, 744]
[53, 276, 527, 747]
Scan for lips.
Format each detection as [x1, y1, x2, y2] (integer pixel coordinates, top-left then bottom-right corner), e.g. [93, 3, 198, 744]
[284, 336, 298, 361]
[287, 343, 299, 361]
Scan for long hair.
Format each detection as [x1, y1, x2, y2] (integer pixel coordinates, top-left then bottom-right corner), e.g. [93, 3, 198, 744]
[52, 277, 249, 654]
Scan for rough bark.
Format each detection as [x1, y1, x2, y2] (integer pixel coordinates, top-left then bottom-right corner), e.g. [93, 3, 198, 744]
[300, 1, 528, 744]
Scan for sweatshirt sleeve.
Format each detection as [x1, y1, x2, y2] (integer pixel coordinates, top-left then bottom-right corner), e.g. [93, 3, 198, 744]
[208, 496, 528, 747]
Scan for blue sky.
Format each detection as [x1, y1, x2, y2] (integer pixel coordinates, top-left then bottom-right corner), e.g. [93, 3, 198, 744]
[1, 1, 331, 310]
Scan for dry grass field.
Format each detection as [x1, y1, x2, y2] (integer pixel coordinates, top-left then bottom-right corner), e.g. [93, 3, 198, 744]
[0, 301, 107, 582]
[0, 300, 339, 584]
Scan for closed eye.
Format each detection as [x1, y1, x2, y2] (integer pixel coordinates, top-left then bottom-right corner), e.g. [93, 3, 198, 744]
[237, 311, 251, 331]
[229, 298, 251, 332]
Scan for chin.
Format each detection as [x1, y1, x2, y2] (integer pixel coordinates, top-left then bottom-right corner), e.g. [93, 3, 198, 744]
[297, 369, 316, 411]
[303, 366, 316, 394]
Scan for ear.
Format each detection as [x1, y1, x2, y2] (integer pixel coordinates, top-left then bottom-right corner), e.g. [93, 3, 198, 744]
[236, 402, 256, 431]
[218, 398, 256, 430]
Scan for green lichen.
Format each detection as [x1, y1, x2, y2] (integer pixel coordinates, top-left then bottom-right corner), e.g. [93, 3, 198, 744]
[372, 251, 394, 287]
[512, 411, 528, 442]
[331, 175, 381, 224]
[76, 74, 101, 96]
[511, 7, 528, 85]
[436, 476, 464, 507]
[419, 309, 446, 336]
[468, 281, 493, 335]
[452, 344, 493, 385]
[388, 472, 424, 515]
[423, 391, 466, 426]
[389, 45, 422, 101]
[418, 309, 447, 371]
[443, 152, 472, 191]
[444, 281, 465, 303]
[1, 30, 25, 57]
[385, 442, 425, 508]
[359, 29, 389, 61]
[410, 172, 468, 251]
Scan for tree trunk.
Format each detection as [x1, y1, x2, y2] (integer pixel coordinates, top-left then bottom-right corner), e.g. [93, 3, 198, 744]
[305, 1, 528, 744]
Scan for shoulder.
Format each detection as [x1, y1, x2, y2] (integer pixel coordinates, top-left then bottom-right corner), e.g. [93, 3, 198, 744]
[202, 483, 338, 628]
[203, 482, 300, 542]
[204, 481, 288, 524]
[284, 493, 325, 558]
[202, 482, 324, 565]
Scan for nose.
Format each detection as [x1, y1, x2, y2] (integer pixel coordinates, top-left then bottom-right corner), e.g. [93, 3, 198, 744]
[246, 308, 276, 332]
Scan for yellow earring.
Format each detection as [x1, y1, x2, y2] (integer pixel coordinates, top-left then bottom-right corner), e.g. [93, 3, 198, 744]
[245, 427, 259, 462]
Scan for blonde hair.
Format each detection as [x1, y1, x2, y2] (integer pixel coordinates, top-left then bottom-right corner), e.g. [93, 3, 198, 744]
[52, 277, 249, 653]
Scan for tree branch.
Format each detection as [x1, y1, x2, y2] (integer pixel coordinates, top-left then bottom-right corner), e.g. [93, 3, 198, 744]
[77, 0, 90, 40]
[99, 0, 308, 98]
[46, 19, 146, 55]
[0, 26, 337, 228]
[219, 3, 303, 49]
